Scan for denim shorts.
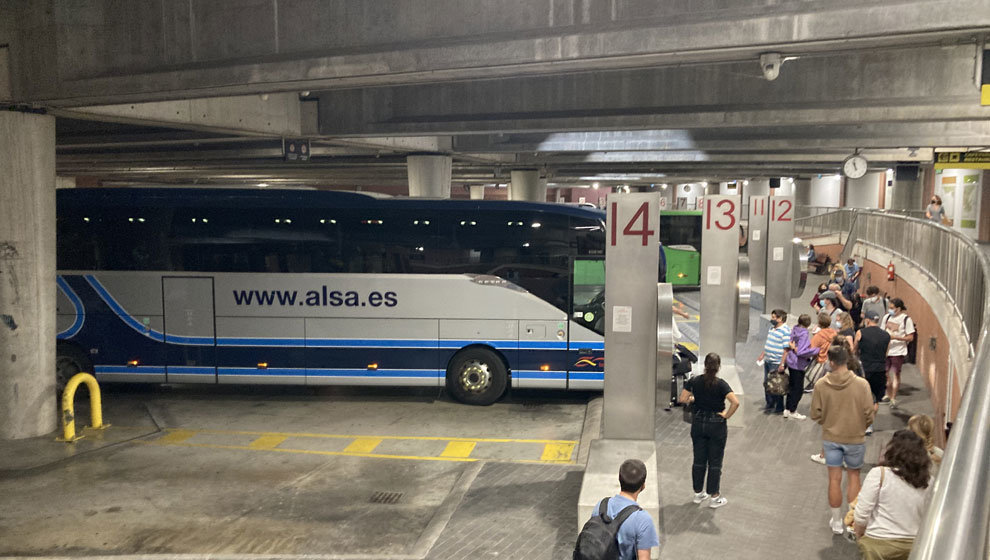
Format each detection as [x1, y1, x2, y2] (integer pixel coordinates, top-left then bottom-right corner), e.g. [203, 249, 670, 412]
[823, 440, 866, 469]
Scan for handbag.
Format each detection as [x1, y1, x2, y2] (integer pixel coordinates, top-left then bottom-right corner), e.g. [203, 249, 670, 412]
[765, 369, 789, 396]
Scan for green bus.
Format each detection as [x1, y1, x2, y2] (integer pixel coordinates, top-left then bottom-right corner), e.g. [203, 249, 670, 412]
[660, 210, 702, 287]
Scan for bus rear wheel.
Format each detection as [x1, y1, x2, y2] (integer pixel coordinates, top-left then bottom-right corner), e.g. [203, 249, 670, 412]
[56, 344, 93, 396]
[446, 348, 507, 406]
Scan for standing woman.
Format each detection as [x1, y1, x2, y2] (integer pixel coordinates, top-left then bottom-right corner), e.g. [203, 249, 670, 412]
[679, 353, 740, 509]
[853, 430, 934, 559]
[925, 195, 945, 223]
[779, 314, 819, 420]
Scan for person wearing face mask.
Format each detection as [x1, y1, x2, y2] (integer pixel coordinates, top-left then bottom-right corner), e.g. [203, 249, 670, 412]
[810, 282, 830, 312]
[758, 309, 791, 414]
[880, 299, 915, 409]
[925, 195, 945, 223]
[860, 286, 887, 327]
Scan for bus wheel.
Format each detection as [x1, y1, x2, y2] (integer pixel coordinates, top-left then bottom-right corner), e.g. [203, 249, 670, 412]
[56, 344, 93, 396]
[446, 348, 507, 406]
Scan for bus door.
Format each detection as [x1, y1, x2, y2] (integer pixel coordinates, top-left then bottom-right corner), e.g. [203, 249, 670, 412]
[568, 258, 606, 389]
[162, 276, 217, 383]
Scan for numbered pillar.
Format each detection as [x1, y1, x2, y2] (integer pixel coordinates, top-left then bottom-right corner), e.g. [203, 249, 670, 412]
[604, 193, 661, 440]
[764, 195, 795, 313]
[700, 196, 741, 360]
[748, 196, 769, 290]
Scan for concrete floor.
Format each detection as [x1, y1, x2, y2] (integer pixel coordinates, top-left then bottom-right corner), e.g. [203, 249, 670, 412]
[0, 279, 939, 559]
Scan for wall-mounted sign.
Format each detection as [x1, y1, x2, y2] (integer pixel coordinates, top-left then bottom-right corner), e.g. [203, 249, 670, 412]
[284, 138, 311, 162]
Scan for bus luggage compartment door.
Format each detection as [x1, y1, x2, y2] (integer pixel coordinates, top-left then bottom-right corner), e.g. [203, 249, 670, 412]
[162, 277, 217, 383]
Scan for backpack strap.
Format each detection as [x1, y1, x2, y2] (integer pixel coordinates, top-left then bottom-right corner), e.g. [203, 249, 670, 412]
[598, 497, 611, 522]
[611, 504, 642, 529]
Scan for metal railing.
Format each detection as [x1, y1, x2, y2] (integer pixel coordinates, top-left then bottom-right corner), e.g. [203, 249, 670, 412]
[796, 209, 990, 560]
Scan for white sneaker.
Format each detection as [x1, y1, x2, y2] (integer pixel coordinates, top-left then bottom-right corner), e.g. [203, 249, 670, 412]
[709, 496, 728, 509]
[789, 411, 807, 420]
[692, 492, 709, 504]
[866, 425, 874, 435]
[830, 519, 845, 535]
[810, 453, 826, 465]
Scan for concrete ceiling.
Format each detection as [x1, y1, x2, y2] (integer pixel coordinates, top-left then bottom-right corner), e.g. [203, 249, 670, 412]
[3, 0, 990, 191]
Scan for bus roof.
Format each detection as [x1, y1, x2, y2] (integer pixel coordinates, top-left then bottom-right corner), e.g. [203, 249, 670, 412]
[57, 187, 607, 221]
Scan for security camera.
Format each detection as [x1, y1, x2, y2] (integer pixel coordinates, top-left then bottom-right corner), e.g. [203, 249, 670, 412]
[760, 53, 782, 81]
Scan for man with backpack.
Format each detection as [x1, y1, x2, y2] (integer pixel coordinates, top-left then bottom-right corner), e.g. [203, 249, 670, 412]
[575, 459, 659, 560]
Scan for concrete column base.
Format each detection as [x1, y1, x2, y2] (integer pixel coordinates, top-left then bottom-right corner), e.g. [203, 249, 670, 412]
[577, 439, 660, 559]
[407, 155, 452, 198]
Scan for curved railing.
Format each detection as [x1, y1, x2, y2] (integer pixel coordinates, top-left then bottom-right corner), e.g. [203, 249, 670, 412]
[796, 209, 990, 560]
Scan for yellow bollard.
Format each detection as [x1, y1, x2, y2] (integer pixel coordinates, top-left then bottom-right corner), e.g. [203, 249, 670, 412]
[56, 372, 109, 442]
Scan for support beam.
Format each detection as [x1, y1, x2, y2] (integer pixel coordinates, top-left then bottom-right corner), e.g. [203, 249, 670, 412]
[318, 44, 990, 136]
[0, 111, 56, 440]
[6, 0, 990, 105]
[56, 93, 302, 137]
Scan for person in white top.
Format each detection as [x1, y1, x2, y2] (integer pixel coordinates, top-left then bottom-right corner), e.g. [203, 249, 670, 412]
[853, 430, 933, 559]
[880, 298, 915, 409]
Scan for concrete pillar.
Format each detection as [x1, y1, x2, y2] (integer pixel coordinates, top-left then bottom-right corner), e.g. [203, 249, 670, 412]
[845, 172, 884, 208]
[0, 111, 56, 440]
[469, 185, 485, 200]
[407, 155, 452, 198]
[793, 178, 812, 207]
[889, 169, 925, 211]
[808, 175, 842, 208]
[509, 169, 547, 201]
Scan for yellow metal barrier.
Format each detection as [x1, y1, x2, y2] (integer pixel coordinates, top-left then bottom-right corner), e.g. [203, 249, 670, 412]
[56, 372, 108, 442]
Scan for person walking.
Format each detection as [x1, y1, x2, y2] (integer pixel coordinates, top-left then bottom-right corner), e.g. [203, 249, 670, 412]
[679, 353, 740, 509]
[880, 298, 915, 408]
[861, 286, 887, 327]
[779, 314, 818, 419]
[758, 309, 791, 414]
[844, 258, 861, 291]
[582, 459, 660, 560]
[855, 311, 891, 435]
[853, 430, 934, 559]
[925, 195, 945, 223]
[810, 344, 876, 534]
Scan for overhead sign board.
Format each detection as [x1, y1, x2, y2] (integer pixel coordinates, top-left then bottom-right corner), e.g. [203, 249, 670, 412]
[935, 151, 990, 170]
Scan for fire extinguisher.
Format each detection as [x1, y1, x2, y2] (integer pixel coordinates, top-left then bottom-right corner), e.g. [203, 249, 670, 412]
[887, 261, 896, 281]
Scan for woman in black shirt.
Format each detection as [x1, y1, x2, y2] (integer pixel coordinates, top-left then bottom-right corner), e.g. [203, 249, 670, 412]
[678, 353, 740, 509]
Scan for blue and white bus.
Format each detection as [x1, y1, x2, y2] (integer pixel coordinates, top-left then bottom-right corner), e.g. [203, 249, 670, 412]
[55, 188, 608, 405]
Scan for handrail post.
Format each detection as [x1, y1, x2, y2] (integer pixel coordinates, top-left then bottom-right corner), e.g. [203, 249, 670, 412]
[56, 372, 109, 443]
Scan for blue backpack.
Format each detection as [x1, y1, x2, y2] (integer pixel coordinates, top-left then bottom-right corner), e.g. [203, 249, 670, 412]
[573, 497, 641, 560]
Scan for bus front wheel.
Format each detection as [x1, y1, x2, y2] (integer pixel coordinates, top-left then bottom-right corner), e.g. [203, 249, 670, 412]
[446, 348, 507, 406]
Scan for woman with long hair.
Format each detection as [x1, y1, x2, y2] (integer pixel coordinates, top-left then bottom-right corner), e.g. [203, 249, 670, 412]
[679, 353, 740, 509]
[907, 414, 944, 474]
[853, 430, 934, 559]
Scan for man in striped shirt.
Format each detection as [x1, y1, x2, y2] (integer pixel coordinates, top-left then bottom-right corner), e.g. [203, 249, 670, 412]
[759, 309, 791, 414]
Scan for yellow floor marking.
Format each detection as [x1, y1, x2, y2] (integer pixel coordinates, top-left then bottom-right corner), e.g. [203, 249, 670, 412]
[165, 427, 576, 445]
[679, 341, 699, 351]
[155, 429, 196, 445]
[440, 441, 477, 458]
[248, 435, 287, 450]
[344, 437, 383, 454]
[540, 443, 576, 462]
[134, 428, 577, 465]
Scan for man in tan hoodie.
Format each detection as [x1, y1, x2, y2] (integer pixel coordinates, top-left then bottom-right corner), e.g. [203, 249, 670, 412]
[810, 344, 875, 536]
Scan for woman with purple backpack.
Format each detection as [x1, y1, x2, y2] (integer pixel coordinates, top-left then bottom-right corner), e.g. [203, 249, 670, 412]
[778, 314, 820, 420]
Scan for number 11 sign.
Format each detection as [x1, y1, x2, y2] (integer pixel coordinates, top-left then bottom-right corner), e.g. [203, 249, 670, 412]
[700, 195, 741, 359]
[604, 193, 661, 440]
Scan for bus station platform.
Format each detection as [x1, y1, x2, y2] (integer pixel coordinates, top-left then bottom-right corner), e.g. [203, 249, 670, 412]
[0, 276, 935, 560]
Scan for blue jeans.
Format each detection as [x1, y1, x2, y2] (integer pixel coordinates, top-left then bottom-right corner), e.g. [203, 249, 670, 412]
[764, 361, 783, 412]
